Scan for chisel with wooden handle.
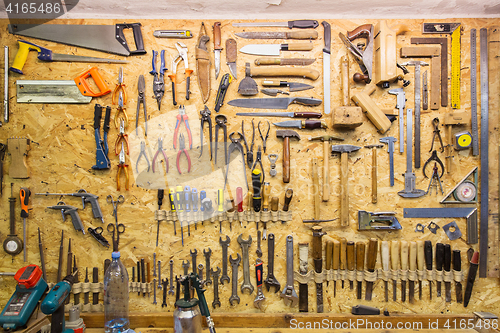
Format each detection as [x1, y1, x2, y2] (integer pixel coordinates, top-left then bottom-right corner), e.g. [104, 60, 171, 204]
[424, 240, 433, 300]
[391, 241, 399, 301]
[356, 241, 365, 299]
[435, 243, 444, 297]
[417, 241, 425, 300]
[409, 241, 417, 304]
[332, 240, 340, 297]
[444, 244, 452, 302]
[400, 241, 408, 302]
[453, 250, 463, 303]
[365, 238, 378, 301]
[325, 240, 333, 287]
[381, 241, 389, 302]
[347, 241, 355, 290]
[340, 237, 347, 289]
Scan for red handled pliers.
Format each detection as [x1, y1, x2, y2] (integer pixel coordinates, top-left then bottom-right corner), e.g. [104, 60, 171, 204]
[153, 137, 169, 173]
[176, 134, 191, 174]
[173, 105, 192, 150]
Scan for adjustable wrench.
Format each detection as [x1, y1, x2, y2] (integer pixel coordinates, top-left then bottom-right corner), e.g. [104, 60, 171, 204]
[281, 235, 298, 307]
[204, 248, 212, 285]
[210, 267, 221, 308]
[219, 236, 231, 284]
[168, 259, 175, 295]
[254, 258, 266, 309]
[238, 234, 254, 294]
[229, 253, 241, 305]
[264, 233, 281, 293]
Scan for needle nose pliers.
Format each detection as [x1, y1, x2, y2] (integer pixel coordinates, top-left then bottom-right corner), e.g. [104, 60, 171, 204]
[115, 118, 129, 155]
[173, 105, 192, 150]
[150, 50, 166, 110]
[112, 66, 127, 105]
[114, 91, 128, 129]
[176, 134, 192, 174]
[117, 142, 129, 191]
[136, 141, 150, 173]
[153, 137, 169, 173]
[136, 75, 147, 136]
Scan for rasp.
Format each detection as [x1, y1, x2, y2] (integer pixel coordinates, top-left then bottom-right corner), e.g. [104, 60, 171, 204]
[228, 97, 321, 109]
[322, 21, 331, 115]
[236, 30, 318, 39]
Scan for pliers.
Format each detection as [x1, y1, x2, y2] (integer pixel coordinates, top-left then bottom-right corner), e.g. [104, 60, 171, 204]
[114, 91, 128, 129]
[136, 75, 147, 136]
[258, 120, 270, 153]
[115, 118, 129, 155]
[241, 120, 255, 168]
[168, 42, 193, 105]
[199, 106, 213, 160]
[224, 132, 249, 190]
[153, 137, 169, 173]
[136, 141, 150, 173]
[112, 66, 127, 105]
[252, 145, 265, 184]
[173, 105, 192, 150]
[116, 142, 129, 191]
[176, 134, 192, 174]
[150, 50, 166, 110]
[215, 114, 227, 165]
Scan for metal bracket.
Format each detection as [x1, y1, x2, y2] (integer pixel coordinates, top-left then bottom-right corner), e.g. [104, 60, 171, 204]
[427, 222, 440, 234]
[442, 221, 462, 240]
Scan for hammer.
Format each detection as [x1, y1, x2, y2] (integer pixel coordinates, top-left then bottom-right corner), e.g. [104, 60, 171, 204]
[308, 135, 344, 201]
[364, 144, 384, 204]
[276, 130, 300, 183]
[331, 144, 361, 227]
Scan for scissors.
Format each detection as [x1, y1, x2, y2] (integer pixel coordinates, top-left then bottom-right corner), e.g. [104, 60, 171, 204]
[107, 195, 125, 250]
[88, 226, 110, 248]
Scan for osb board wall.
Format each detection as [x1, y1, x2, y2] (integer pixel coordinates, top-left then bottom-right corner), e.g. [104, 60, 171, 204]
[0, 19, 499, 316]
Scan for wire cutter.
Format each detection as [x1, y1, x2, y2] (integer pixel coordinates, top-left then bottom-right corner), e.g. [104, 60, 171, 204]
[199, 106, 213, 160]
[136, 141, 150, 173]
[117, 142, 129, 191]
[258, 120, 270, 153]
[176, 134, 192, 174]
[115, 118, 129, 155]
[150, 50, 166, 110]
[153, 137, 169, 173]
[112, 66, 127, 105]
[224, 132, 249, 190]
[136, 75, 147, 136]
[173, 105, 192, 150]
[168, 42, 193, 105]
[114, 91, 128, 129]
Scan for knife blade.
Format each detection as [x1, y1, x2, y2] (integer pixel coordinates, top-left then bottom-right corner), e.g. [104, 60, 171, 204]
[322, 21, 331, 115]
[226, 38, 237, 79]
[262, 80, 314, 92]
[424, 240, 433, 300]
[256, 58, 316, 66]
[453, 250, 463, 303]
[273, 120, 326, 130]
[365, 238, 378, 301]
[444, 244, 452, 302]
[236, 30, 318, 40]
[240, 43, 313, 56]
[236, 111, 322, 118]
[233, 20, 319, 29]
[229, 97, 321, 109]
[213, 22, 222, 79]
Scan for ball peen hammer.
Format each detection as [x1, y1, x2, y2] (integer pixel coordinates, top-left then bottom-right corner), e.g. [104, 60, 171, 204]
[276, 130, 300, 183]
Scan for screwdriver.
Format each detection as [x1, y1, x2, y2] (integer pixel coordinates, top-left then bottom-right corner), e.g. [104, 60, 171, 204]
[252, 169, 263, 229]
[20, 187, 31, 262]
[175, 186, 184, 245]
[191, 188, 198, 230]
[156, 189, 164, 247]
[236, 187, 243, 227]
[184, 186, 191, 236]
[168, 188, 177, 235]
[217, 189, 224, 232]
[261, 182, 270, 239]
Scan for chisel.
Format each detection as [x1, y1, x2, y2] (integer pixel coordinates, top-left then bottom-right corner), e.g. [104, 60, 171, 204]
[424, 240, 433, 300]
[444, 244, 452, 302]
[381, 241, 389, 302]
[84, 268, 90, 305]
[417, 241, 425, 300]
[340, 238, 347, 289]
[312, 226, 325, 313]
[453, 250, 463, 303]
[141, 258, 146, 297]
[391, 241, 399, 301]
[325, 240, 333, 287]
[365, 238, 378, 301]
[137, 261, 141, 296]
[356, 241, 365, 299]
[332, 239, 340, 297]
[400, 241, 408, 302]
[347, 241, 355, 290]
[408, 241, 417, 304]
[464, 251, 479, 307]
[435, 243, 444, 297]
[92, 267, 99, 305]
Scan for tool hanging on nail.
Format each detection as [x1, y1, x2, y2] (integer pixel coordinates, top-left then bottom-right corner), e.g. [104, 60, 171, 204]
[114, 91, 128, 130]
[430, 118, 445, 153]
[241, 120, 255, 168]
[214, 73, 231, 113]
[114, 119, 129, 157]
[152, 138, 169, 174]
[173, 106, 193, 150]
[213, 22, 222, 80]
[426, 163, 444, 195]
[258, 121, 270, 153]
[214, 115, 228, 165]
[135, 75, 147, 136]
[169, 42, 192, 105]
[92, 104, 111, 170]
[150, 50, 166, 110]
[112, 67, 127, 105]
[423, 150, 444, 179]
[116, 143, 129, 191]
[176, 134, 192, 174]
[136, 141, 150, 173]
[224, 132, 249, 191]
[199, 106, 213, 160]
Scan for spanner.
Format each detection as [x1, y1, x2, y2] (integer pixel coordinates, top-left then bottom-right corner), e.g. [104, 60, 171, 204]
[280, 235, 298, 307]
[210, 267, 221, 308]
[190, 249, 198, 273]
[153, 253, 157, 277]
[229, 253, 241, 305]
[264, 233, 281, 293]
[254, 258, 266, 309]
[256, 230, 263, 257]
[204, 248, 212, 285]
[182, 260, 190, 275]
[238, 234, 254, 294]
[168, 259, 175, 295]
[161, 278, 168, 307]
[198, 263, 204, 287]
[219, 236, 231, 284]
[158, 260, 162, 289]
[153, 278, 157, 305]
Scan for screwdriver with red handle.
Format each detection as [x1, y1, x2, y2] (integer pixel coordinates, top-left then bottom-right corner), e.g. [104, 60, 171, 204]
[20, 187, 31, 262]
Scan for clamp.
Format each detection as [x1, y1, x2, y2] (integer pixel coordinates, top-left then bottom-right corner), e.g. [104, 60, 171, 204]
[423, 150, 444, 179]
[199, 106, 213, 160]
[112, 66, 127, 105]
[224, 132, 249, 190]
[168, 42, 193, 105]
[258, 120, 270, 153]
[114, 91, 128, 129]
[117, 142, 129, 191]
[136, 141, 150, 173]
[176, 134, 192, 174]
[241, 120, 255, 168]
[150, 50, 166, 110]
[136, 75, 147, 136]
[173, 105, 192, 150]
[153, 137, 169, 173]
[251, 146, 265, 184]
[215, 114, 228, 165]
[430, 117, 445, 152]
[114, 118, 129, 155]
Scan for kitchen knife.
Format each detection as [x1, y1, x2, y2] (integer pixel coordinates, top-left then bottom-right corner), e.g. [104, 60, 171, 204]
[236, 111, 322, 118]
[229, 97, 321, 109]
[236, 30, 318, 39]
[273, 120, 327, 129]
[240, 43, 313, 56]
[262, 80, 314, 92]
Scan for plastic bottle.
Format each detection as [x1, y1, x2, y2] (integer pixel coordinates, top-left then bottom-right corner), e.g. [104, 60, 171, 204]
[104, 251, 130, 333]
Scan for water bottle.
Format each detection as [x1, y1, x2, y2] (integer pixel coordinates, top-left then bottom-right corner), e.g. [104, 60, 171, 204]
[104, 251, 130, 333]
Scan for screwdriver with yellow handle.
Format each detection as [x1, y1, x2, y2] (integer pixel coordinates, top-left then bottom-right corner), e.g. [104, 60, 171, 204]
[10, 40, 128, 75]
[19, 187, 31, 262]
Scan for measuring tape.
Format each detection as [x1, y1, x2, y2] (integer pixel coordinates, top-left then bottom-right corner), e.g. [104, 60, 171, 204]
[454, 131, 472, 150]
[451, 26, 461, 109]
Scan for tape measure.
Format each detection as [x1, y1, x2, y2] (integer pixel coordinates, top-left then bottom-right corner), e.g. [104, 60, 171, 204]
[451, 25, 461, 109]
[454, 181, 477, 202]
[454, 131, 472, 150]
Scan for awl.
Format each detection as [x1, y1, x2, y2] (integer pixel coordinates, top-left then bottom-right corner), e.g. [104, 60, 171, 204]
[240, 43, 313, 56]
[228, 97, 321, 109]
[236, 111, 322, 118]
[236, 30, 318, 39]
[273, 120, 326, 130]
[365, 238, 378, 301]
[233, 20, 319, 29]
[262, 80, 314, 92]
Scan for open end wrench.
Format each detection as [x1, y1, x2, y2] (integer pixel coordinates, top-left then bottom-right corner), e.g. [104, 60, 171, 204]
[280, 235, 298, 307]
[210, 267, 221, 308]
[264, 233, 281, 293]
[190, 249, 198, 273]
[203, 248, 212, 285]
[168, 259, 175, 295]
[219, 236, 231, 284]
[229, 253, 241, 305]
[238, 234, 254, 294]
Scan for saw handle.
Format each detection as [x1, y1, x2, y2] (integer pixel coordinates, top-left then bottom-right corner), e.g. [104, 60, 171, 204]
[10, 40, 48, 74]
[346, 24, 373, 41]
[116, 23, 147, 55]
[74, 67, 111, 97]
